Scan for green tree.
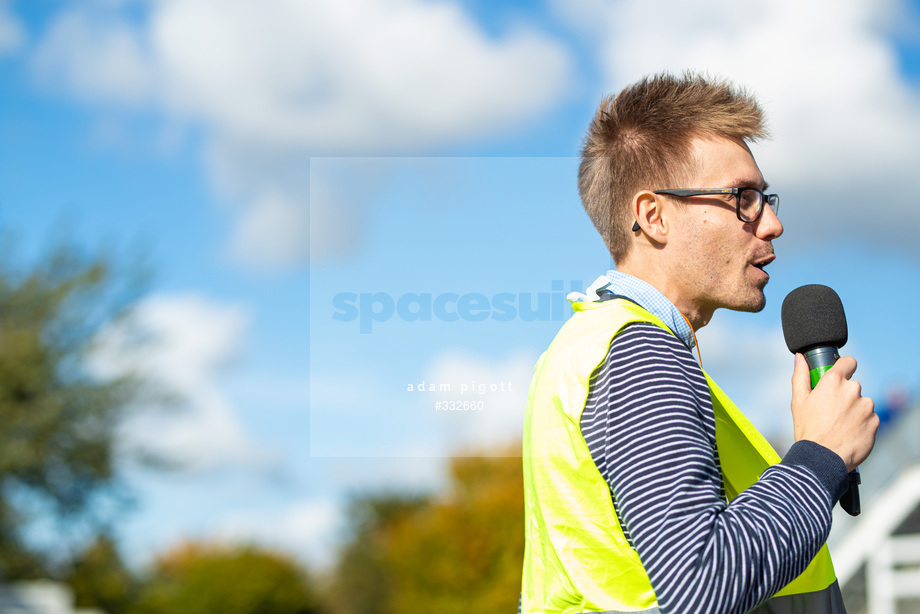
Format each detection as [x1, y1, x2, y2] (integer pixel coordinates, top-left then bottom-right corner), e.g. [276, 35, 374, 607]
[132, 542, 322, 614]
[66, 534, 137, 614]
[330, 446, 524, 614]
[329, 493, 430, 614]
[0, 239, 149, 578]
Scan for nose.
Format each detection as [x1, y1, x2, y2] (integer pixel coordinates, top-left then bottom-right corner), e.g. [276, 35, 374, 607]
[755, 203, 783, 240]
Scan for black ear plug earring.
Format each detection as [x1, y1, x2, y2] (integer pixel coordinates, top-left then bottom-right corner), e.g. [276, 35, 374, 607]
[631, 221, 640, 232]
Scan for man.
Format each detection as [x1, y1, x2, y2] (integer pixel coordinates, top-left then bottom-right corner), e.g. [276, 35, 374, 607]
[521, 73, 878, 614]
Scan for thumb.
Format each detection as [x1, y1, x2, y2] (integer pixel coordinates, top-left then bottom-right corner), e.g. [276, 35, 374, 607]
[791, 353, 812, 399]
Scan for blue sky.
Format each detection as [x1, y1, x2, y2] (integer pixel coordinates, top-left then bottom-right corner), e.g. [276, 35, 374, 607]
[1, 0, 919, 570]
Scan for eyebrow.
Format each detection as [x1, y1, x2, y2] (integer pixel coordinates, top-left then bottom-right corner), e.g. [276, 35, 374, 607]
[732, 179, 770, 191]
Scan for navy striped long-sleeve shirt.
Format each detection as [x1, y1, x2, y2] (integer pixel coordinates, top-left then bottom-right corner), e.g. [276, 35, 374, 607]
[580, 322, 849, 614]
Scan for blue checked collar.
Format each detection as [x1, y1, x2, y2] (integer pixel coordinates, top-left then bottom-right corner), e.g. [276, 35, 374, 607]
[567, 270, 695, 350]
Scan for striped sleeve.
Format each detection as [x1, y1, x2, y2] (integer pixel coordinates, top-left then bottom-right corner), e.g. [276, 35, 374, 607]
[581, 323, 846, 614]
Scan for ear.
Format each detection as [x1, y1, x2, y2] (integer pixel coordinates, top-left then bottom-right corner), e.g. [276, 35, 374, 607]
[631, 191, 669, 244]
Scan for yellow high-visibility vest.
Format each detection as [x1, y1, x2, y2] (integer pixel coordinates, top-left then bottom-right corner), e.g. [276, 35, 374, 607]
[522, 298, 842, 613]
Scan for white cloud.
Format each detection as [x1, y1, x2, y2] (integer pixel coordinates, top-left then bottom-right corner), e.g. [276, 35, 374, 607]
[309, 349, 534, 458]
[425, 349, 536, 453]
[210, 458, 452, 568]
[92, 293, 277, 473]
[32, 0, 572, 268]
[32, 9, 152, 105]
[556, 0, 920, 247]
[149, 0, 570, 151]
[228, 190, 311, 270]
[214, 499, 341, 569]
[0, 0, 24, 56]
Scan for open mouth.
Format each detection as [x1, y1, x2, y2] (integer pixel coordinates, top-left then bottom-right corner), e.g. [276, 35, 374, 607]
[750, 254, 775, 279]
[751, 254, 775, 271]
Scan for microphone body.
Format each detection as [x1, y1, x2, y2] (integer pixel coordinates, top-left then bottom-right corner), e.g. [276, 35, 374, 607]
[803, 346, 840, 389]
[781, 285, 860, 516]
[801, 345, 861, 516]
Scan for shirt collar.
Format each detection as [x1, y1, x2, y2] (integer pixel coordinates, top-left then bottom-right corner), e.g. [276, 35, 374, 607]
[567, 270, 696, 350]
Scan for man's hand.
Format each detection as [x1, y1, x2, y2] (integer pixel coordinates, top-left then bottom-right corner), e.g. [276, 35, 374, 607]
[791, 353, 878, 472]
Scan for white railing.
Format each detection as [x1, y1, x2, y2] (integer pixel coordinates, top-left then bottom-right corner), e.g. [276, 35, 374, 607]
[867, 534, 920, 614]
[832, 464, 920, 588]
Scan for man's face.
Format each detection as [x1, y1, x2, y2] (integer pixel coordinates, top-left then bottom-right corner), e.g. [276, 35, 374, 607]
[666, 135, 784, 324]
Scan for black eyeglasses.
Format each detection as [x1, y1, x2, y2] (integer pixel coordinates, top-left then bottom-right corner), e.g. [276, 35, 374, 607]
[653, 187, 779, 223]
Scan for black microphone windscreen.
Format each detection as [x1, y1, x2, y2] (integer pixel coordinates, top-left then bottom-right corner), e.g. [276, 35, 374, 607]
[781, 284, 848, 354]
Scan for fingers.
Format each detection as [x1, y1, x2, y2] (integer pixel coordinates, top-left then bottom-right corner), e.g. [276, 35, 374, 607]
[790, 353, 875, 468]
[791, 353, 811, 398]
[792, 354, 858, 396]
[813, 357, 861, 408]
[826, 355, 857, 381]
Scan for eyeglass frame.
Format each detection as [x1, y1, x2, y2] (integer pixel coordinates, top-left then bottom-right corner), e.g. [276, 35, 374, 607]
[630, 187, 780, 231]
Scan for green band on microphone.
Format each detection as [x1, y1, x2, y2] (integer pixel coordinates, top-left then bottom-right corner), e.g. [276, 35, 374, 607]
[809, 364, 833, 389]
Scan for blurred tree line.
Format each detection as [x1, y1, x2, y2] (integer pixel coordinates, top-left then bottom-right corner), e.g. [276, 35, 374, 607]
[63, 535, 323, 614]
[328, 450, 524, 614]
[61, 451, 524, 614]
[0, 237, 524, 613]
[60, 451, 524, 614]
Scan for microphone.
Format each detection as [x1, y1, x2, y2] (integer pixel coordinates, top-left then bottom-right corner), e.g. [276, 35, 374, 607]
[781, 284, 860, 516]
